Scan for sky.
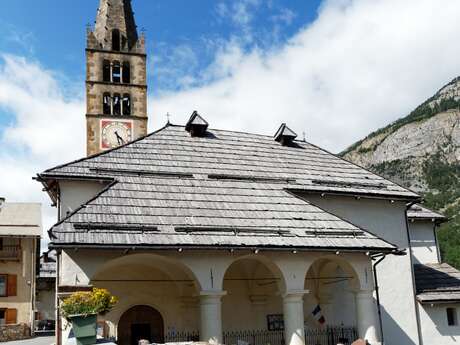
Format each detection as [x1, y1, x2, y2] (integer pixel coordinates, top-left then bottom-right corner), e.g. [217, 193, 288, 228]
[1, 0, 460, 249]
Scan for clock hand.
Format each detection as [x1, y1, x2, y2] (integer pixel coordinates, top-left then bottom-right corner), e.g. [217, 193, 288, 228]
[114, 131, 124, 145]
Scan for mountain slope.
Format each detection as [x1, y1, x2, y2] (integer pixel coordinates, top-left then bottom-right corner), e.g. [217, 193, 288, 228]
[342, 77, 460, 268]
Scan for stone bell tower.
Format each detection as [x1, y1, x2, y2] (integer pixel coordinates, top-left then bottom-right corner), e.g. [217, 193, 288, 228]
[86, 0, 148, 156]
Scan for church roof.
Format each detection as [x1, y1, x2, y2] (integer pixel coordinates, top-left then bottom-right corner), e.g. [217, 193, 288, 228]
[39, 124, 419, 251]
[415, 263, 460, 304]
[407, 204, 446, 223]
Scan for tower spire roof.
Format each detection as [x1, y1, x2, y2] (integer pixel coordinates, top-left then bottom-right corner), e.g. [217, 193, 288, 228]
[94, 0, 139, 51]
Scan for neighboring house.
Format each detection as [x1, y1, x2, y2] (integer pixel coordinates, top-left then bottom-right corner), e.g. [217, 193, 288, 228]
[35, 249, 56, 333]
[407, 204, 460, 344]
[0, 198, 41, 341]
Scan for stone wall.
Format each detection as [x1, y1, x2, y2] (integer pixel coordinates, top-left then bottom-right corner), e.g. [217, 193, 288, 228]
[0, 323, 31, 342]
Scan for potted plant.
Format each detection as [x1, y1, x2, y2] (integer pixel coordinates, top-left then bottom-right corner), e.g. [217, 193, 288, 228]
[61, 288, 118, 345]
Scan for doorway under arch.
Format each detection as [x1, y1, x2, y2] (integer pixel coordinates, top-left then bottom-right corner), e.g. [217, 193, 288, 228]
[118, 305, 164, 345]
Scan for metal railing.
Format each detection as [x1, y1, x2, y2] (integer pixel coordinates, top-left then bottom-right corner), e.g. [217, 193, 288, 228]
[0, 245, 21, 260]
[305, 327, 358, 345]
[223, 330, 285, 345]
[162, 327, 357, 345]
[164, 330, 200, 343]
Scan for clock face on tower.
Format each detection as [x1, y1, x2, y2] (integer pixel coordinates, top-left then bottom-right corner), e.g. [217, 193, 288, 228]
[101, 120, 133, 150]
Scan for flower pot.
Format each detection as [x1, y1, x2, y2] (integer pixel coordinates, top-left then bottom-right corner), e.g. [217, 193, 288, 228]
[70, 314, 97, 345]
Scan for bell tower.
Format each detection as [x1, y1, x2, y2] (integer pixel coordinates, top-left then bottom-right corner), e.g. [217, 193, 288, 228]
[86, 0, 148, 156]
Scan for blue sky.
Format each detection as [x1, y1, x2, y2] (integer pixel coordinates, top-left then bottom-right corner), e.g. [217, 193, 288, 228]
[1, 0, 460, 244]
[0, 0, 319, 92]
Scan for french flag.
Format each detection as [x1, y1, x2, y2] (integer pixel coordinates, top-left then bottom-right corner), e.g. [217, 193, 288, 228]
[312, 305, 326, 325]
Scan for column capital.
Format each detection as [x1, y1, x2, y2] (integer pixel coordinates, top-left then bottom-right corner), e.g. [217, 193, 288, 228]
[282, 289, 309, 301]
[200, 290, 227, 297]
[355, 290, 374, 299]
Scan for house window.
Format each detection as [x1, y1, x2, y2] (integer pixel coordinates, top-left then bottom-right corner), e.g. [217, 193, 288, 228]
[0, 238, 3, 251]
[0, 310, 5, 325]
[447, 308, 458, 326]
[0, 275, 6, 297]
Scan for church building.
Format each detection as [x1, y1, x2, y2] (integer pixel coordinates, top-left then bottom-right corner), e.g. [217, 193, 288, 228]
[36, 1, 460, 345]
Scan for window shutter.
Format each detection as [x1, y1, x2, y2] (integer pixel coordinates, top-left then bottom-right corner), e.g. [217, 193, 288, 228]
[5, 308, 17, 325]
[7, 275, 17, 297]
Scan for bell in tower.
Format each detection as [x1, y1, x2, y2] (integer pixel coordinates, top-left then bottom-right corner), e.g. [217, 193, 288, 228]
[85, 0, 148, 156]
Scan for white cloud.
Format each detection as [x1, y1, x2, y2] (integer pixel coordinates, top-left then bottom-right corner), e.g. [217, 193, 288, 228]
[150, 0, 460, 152]
[0, 55, 85, 249]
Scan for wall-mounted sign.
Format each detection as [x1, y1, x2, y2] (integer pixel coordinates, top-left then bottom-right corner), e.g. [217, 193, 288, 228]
[267, 314, 284, 331]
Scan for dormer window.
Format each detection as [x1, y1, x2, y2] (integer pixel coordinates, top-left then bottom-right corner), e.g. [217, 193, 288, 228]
[274, 123, 297, 146]
[185, 111, 209, 137]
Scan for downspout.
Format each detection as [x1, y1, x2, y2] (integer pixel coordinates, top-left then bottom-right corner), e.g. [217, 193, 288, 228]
[30, 237, 37, 336]
[371, 253, 386, 345]
[56, 249, 61, 345]
[405, 202, 424, 345]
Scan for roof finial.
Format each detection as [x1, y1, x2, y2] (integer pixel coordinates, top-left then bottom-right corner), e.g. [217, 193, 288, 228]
[166, 112, 171, 124]
[303, 131, 306, 142]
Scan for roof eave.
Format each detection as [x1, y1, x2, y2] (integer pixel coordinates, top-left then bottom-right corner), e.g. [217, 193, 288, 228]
[288, 188, 421, 203]
[49, 242, 397, 254]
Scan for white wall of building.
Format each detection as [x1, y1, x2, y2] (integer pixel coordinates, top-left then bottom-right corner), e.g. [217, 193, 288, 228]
[302, 194, 421, 345]
[418, 304, 460, 344]
[58, 180, 108, 220]
[408, 221, 440, 264]
[58, 249, 378, 345]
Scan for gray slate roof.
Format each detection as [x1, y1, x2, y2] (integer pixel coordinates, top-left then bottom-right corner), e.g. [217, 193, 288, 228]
[414, 263, 460, 303]
[407, 204, 446, 222]
[39, 124, 417, 251]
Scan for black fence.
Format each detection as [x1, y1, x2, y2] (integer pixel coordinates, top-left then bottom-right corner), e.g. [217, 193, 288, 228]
[223, 330, 285, 345]
[163, 327, 357, 345]
[164, 330, 200, 343]
[305, 327, 358, 345]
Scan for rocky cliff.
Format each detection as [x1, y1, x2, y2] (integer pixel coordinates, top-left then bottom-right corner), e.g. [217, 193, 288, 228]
[342, 77, 460, 267]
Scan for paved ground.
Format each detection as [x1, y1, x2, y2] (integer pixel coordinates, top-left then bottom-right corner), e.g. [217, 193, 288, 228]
[6, 336, 54, 345]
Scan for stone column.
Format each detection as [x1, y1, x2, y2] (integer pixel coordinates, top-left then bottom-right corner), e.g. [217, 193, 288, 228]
[283, 290, 308, 345]
[200, 290, 227, 344]
[355, 290, 380, 345]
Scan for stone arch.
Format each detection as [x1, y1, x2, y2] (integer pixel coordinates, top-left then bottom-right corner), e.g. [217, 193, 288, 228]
[221, 254, 286, 331]
[117, 305, 165, 345]
[90, 253, 203, 341]
[304, 255, 361, 330]
[223, 254, 287, 293]
[90, 252, 202, 291]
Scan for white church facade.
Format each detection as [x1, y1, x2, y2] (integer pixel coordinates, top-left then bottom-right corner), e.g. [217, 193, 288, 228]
[36, 1, 460, 345]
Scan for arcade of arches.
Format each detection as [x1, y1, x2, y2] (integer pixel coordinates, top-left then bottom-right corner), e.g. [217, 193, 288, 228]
[60, 250, 382, 345]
